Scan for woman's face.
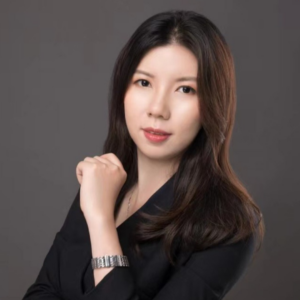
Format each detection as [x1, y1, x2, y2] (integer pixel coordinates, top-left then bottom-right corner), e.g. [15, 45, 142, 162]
[124, 44, 202, 161]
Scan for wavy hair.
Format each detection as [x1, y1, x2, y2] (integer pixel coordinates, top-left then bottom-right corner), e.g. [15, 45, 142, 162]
[102, 9, 265, 266]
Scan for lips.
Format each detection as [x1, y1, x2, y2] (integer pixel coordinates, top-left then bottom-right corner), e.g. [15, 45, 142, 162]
[143, 127, 171, 135]
[143, 130, 171, 142]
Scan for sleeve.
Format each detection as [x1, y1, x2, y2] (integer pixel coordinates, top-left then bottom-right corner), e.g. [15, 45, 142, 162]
[81, 231, 256, 300]
[22, 188, 83, 300]
[23, 187, 256, 300]
[22, 232, 66, 300]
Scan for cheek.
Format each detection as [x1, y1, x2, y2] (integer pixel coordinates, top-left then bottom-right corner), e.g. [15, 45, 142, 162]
[124, 89, 135, 117]
[124, 85, 149, 117]
[177, 102, 201, 132]
[124, 98, 133, 119]
[173, 105, 201, 145]
[124, 91, 143, 131]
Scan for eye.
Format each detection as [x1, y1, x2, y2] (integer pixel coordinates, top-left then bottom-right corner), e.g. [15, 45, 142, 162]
[178, 86, 197, 95]
[134, 79, 150, 87]
[134, 79, 196, 95]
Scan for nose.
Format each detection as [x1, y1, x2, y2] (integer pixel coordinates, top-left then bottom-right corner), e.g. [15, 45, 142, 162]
[147, 91, 170, 120]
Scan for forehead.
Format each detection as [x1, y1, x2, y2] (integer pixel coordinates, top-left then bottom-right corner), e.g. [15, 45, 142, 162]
[135, 44, 198, 78]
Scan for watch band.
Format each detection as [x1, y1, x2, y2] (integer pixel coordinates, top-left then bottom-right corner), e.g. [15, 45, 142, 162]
[91, 254, 130, 269]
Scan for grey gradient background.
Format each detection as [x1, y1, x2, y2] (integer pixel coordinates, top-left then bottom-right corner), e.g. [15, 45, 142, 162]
[0, 1, 298, 299]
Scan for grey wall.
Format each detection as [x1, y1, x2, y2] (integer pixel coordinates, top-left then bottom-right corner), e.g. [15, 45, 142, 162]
[1, 1, 298, 299]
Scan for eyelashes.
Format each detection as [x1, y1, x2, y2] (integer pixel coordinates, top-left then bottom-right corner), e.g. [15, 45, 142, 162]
[134, 79, 197, 95]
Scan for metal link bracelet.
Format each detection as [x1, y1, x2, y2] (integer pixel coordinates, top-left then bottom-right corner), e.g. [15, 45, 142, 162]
[91, 254, 130, 269]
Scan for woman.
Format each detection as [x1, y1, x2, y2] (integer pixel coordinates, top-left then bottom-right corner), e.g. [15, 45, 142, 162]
[23, 9, 265, 300]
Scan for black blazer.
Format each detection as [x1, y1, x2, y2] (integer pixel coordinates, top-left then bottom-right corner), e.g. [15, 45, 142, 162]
[22, 174, 256, 300]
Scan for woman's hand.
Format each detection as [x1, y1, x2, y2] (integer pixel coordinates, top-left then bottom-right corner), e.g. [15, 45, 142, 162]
[75, 153, 127, 225]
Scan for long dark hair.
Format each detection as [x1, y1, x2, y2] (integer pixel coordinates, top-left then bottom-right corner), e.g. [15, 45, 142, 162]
[103, 9, 265, 266]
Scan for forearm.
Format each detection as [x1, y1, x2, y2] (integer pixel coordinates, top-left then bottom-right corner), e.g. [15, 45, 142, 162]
[87, 217, 123, 287]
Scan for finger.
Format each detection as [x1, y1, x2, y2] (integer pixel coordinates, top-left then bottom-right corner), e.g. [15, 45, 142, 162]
[98, 153, 123, 169]
[93, 156, 113, 166]
[83, 157, 100, 163]
[76, 160, 96, 176]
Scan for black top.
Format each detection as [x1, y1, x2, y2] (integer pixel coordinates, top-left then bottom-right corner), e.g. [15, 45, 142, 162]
[22, 174, 256, 300]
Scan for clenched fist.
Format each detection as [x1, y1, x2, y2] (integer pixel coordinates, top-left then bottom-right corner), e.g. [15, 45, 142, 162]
[75, 153, 127, 225]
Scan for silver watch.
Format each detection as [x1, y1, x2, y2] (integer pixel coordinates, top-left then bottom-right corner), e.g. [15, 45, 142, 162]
[91, 255, 130, 269]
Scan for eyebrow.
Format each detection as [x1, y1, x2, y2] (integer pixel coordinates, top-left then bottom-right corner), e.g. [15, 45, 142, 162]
[134, 69, 197, 82]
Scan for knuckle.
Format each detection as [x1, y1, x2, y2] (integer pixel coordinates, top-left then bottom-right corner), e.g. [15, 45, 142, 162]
[111, 165, 119, 171]
[91, 163, 99, 171]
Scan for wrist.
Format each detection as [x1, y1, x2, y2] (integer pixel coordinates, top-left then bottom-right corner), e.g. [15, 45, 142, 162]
[86, 214, 115, 230]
